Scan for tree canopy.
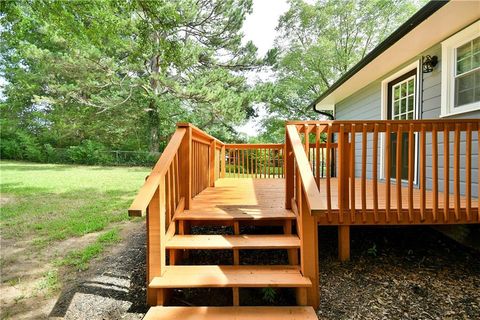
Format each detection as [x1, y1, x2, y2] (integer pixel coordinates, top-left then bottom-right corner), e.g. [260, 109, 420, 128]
[1, 0, 425, 161]
[256, 0, 422, 142]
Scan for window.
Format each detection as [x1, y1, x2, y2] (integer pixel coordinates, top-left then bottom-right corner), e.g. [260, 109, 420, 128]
[391, 75, 416, 120]
[455, 37, 480, 107]
[441, 21, 480, 117]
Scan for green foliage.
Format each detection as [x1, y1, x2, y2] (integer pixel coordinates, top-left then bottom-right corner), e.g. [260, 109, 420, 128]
[0, 0, 261, 153]
[367, 243, 378, 257]
[262, 287, 277, 303]
[258, 0, 425, 140]
[66, 140, 112, 165]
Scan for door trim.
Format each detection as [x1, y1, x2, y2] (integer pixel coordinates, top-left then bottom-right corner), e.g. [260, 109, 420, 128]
[380, 60, 421, 182]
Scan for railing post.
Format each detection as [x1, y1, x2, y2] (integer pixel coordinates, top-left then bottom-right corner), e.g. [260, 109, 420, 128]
[221, 145, 226, 178]
[209, 140, 216, 187]
[337, 125, 351, 261]
[179, 125, 192, 209]
[299, 187, 320, 309]
[285, 129, 294, 209]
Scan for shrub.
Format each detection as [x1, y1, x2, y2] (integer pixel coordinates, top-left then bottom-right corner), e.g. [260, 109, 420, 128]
[66, 140, 113, 165]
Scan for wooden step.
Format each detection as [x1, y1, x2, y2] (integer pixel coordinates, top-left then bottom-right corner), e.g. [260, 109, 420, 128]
[166, 235, 300, 250]
[144, 306, 318, 320]
[149, 265, 311, 288]
[175, 207, 296, 221]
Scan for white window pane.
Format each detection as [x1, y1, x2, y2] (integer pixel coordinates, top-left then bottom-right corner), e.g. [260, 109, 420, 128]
[457, 57, 472, 74]
[407, 79, 414, 95]
[455, 69, 480, 107]
[407, 96, 414, 112]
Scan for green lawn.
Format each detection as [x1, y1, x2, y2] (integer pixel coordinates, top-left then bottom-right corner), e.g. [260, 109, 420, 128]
[0, 160, 150, 246]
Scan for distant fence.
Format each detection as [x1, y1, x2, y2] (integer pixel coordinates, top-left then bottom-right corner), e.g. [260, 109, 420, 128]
[45, 148, 161, 167]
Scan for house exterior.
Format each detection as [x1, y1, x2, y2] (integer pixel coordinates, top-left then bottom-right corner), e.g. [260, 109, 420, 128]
[312, 0, 479, 247]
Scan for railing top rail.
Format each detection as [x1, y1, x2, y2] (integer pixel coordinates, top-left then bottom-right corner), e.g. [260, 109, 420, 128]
[226, 143, 284, 149]
[286, 125, 326, 214]
[286, 119, 479, 132]
[129, 127, 186, 217]
[177, 122, 225, 146]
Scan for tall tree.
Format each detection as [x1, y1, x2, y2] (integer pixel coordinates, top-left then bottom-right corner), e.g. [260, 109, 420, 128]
[257, 0, 423, 141]
[1, 0, 260, 152]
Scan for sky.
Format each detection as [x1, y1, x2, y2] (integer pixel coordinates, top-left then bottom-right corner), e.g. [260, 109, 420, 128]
[235, 0, 290, 138]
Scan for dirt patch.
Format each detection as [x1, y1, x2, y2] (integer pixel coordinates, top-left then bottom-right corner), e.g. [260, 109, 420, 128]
[0, 221, 142, 319]
[49, 222, 147, 319]
[0, 196, 14, 206]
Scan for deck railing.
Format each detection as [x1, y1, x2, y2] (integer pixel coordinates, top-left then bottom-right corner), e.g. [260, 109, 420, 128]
[288, 119, 480, 224]
[128, 123, 225, 305]
[225, 144, 284, 178]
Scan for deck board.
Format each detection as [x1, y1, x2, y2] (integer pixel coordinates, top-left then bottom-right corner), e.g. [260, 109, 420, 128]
[186, 178, 478, 225]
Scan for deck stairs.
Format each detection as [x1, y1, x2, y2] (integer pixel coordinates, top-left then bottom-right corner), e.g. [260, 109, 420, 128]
[143, 204, 317, 319]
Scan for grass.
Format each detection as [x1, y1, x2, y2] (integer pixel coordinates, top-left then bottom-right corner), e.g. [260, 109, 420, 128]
[56, 228, 121, 271]
[0, 160, 149, 245]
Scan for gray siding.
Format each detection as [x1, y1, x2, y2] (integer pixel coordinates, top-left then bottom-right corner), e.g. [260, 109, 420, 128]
[335, 43, 479, 198]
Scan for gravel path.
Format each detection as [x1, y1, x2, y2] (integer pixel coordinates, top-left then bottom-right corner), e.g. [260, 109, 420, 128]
[50, 223, 480, 319]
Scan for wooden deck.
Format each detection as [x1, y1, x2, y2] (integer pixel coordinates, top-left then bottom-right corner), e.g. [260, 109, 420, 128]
[186, 178, 478, 226]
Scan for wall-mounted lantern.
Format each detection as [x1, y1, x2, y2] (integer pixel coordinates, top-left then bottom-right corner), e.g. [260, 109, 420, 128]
[422, 55, 438, 73]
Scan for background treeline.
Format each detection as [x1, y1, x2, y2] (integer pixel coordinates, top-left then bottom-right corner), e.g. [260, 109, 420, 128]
[0, 0, 422, 165]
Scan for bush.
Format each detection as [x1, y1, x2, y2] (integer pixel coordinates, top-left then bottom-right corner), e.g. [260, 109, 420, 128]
[0, 129, 44, 162]
[66, 140, 113, 165]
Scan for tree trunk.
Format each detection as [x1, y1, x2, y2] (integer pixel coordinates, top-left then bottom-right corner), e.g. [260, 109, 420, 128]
[147, 104, 160, 153]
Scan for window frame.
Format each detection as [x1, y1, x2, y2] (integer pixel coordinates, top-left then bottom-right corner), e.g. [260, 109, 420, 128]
[380, 61, 420, 184]
[441, 20, 480, 117]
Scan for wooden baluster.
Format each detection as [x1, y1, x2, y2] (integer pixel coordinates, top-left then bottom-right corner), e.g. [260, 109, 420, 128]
[443, 127, 450, 222]
[175, 154, 180, 205]
[408, 124, 414, 222]
[362, 124, 367, 223]
[420, 124, 426, 222]
[255, 149, 258, 178]
[454, 123, 460, 221]
[268, 148, 271, 178]
[385, 123, 391, 222]
[373, 124, 379, 223]
[350, 124, 356, 223]
[285, 131, 294, 209]
[315, 125, 321, 186]
[432, 125, 438, 222]
[209, 140, 216, 187]
[338, 124, 346, 224]
[247, 148, 250, 177]
[326, 124, 332, 222]
[396, 125, 403, 222]
[466, 123, 472, 221]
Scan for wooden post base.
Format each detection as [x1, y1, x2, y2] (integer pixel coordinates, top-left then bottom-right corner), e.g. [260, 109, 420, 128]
[338, 226, 350, 262]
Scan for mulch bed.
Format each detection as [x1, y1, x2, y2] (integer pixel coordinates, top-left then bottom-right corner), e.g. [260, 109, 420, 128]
[53, 223, 480, 319]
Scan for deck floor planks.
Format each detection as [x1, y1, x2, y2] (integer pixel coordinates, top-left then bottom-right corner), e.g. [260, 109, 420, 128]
[182, 178, 478, 225]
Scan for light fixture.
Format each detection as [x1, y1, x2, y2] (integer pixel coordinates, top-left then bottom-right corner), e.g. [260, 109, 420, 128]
[422, 55, 438, 73]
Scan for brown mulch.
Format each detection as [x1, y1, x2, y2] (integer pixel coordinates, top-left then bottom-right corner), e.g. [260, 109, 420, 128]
[52, 223, 480, 319]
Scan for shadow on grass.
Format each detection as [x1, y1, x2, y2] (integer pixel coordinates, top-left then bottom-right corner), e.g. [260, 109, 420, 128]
[0, 164, 72, 171]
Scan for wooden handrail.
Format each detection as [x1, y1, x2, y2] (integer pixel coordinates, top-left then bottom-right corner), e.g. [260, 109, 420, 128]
[286, 125, 326, 213]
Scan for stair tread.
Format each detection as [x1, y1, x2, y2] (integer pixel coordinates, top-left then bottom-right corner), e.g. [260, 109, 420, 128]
[175, 208, 296, 221]
[166, 234, 300, 249]
[149, 265, 311, 288]
[144, 306, 318, 320]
